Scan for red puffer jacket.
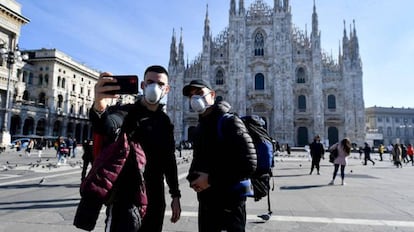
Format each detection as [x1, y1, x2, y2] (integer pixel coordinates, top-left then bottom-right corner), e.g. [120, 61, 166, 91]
[81, 132, 147, 213]
[74, 132, 147, 231]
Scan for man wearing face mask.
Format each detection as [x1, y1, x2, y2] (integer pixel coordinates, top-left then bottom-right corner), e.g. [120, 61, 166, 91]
[88, 65, 181, 232]
[309, 135, 325, 175]
[183, 80, 257, 232]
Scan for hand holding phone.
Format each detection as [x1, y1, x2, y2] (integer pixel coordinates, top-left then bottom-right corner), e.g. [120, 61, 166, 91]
[103, 75, 139, 95]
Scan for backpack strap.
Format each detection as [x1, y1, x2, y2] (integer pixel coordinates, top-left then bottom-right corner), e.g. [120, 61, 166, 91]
[217, 112, 234, 140]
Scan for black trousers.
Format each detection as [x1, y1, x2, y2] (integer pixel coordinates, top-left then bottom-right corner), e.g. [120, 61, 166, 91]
[198, 197, 246, 232]
[332, 164, 346, 180]
[105, 202, 142, 232]
[310, 157, 321, 173]
[139, 180, 166, 232]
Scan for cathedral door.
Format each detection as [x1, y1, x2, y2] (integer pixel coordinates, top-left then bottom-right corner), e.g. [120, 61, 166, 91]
[297, 127, 309, 146]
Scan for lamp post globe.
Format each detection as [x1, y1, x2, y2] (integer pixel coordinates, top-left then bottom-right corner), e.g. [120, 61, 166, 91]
[0, 44, 28, 147]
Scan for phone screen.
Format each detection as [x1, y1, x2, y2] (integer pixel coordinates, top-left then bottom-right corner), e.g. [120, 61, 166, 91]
[104, 75, 139, 94]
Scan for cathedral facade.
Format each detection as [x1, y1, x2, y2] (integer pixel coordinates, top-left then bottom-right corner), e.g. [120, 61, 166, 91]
[167, 0, 365, 147]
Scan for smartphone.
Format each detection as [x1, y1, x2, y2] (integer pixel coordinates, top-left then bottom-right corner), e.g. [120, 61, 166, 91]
[103, 75, 139, 95]
[186, 172, 200, 182]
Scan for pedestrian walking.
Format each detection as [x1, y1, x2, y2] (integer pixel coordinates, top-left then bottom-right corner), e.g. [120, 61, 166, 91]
[378, 144, 384, 161]
[71, 138, 77, 158]
[56, 136, 68, 165]
[275, 141, 280, 156]
[401, 144, 409, 163]
[309, 135, 325, 175]
[25, 139, 35, 157]
[37, 137, 45, 158]
[363, 142, 375, 166]
[393, 144, 403, 168]
[81, 139, 94, 182]
[407, 144, 414, 165]
[286, 143, 291, 156]
[67, 137, 74, 158]
[328, 138, 352, 186]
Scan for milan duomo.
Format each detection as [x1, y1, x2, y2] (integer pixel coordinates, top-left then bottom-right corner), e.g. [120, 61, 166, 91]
[166, 0, 365, 147]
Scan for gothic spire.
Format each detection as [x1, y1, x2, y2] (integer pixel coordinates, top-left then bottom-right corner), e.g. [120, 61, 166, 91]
[283, 0, 289, 12]
[351, 20, 360, 61]
[239, 0, 245, 15]
[203, 4, 210, 40]
[342, 20, 349, 58]
[312, 0, 318, 34]
[274, 0, 281, 12]
[178, 27, 184, 66]
[169, 28, 177, 66]
[230, 0, 236, 15]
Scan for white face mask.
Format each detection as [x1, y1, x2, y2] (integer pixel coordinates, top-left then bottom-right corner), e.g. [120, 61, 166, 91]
[190, 93, 211, 114]
[144, 83, 164, 104]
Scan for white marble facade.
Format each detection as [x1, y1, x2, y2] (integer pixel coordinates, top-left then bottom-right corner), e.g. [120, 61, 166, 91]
[167, 0, 365, 147]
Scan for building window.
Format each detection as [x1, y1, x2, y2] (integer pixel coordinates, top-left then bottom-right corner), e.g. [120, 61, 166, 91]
[377, 117, 383, 122]
[395, 118, 400, 123]
[327, 95, 336, 109]
[386, 117, 390, 123]
[254, 32, 264, 56]
[387, 127, 392, 136]
[58, 95, 63, 108]
[215, 70, 224, 85]
[298, 95, 306, 112]
[396, 127, 400, 137]
[296, 67, 306, 83]
[28, 73, 34, 84]
[38, 92, 46, 104]
[23, 90, 29, 101]
[254, 73, 264, 90]
[38, 74, 43, 86]
[378, 127, 383, 133]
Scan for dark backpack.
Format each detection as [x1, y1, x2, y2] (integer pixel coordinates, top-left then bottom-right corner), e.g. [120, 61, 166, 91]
[218, 113, 275, 217]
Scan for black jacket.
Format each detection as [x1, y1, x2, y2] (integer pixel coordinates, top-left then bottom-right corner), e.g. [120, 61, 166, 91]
[310, 141, 325, 159]
[89, 98, 181, 199]
[189, 101, 257, 202]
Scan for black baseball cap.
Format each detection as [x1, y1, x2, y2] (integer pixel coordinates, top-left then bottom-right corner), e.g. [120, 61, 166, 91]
[182, 80, 213, 96]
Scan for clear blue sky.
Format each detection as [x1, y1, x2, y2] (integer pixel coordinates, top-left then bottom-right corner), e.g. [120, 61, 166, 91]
[17, 0, 414, 108]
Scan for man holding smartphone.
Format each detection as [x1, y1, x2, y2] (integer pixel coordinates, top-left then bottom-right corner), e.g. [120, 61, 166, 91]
[89, 65, 181, 232]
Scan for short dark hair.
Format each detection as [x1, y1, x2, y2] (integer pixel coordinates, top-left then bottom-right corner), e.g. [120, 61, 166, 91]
[144, 65, 169, 77]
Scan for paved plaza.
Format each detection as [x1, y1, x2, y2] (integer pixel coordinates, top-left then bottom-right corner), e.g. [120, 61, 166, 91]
[0, 148, 413, 232]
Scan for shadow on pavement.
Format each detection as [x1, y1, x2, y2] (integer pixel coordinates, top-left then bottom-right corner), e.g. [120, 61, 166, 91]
[279, 184, 327, 190]
[0, 198, 80, 210]
[0, 183, 80, 189]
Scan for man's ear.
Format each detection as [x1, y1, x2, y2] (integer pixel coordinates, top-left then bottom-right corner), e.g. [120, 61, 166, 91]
[140, 81, 145, 91]
[164, 84, 170, 94]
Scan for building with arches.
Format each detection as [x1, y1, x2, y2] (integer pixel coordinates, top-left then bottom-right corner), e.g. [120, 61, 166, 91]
[9, 48, 100, 143]
[167, 0, 365, 147]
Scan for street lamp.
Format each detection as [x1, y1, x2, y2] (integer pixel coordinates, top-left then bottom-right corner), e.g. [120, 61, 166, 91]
[399, 119, 412, 145]
[0, 43, 28, 144]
